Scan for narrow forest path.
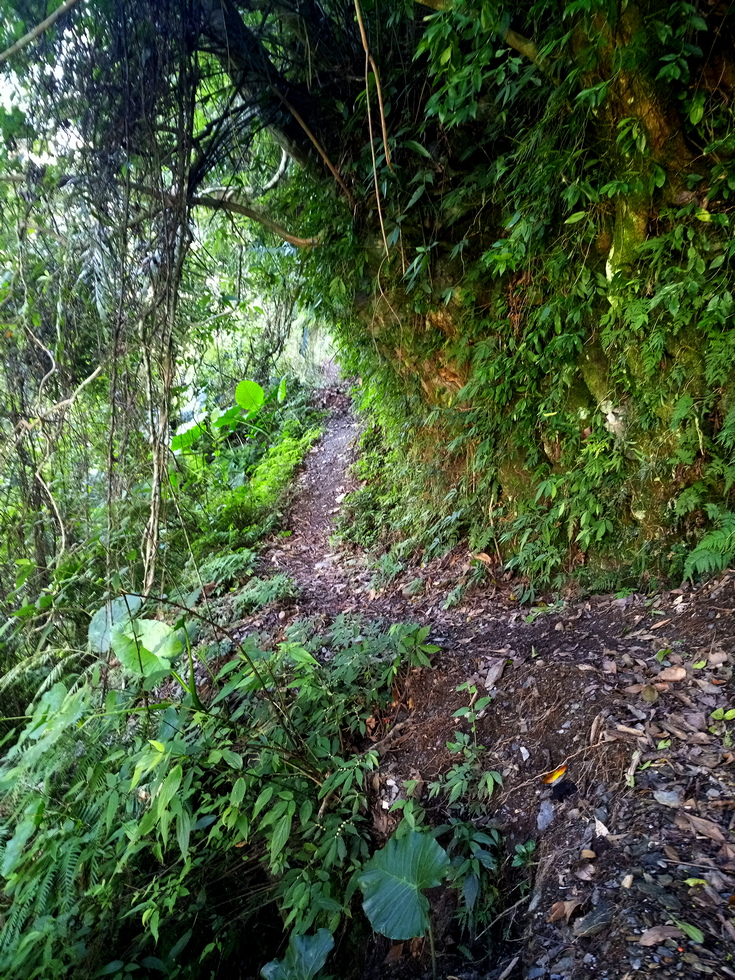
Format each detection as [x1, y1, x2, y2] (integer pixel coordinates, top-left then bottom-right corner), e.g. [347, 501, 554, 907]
[230, 405, 735, 980]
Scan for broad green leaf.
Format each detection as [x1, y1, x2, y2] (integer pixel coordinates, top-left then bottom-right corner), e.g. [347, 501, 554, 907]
[157, 764, 182, 814]
[171, 422, 206, 451]
[260, 929, 334, 980]
[96, 962, 126, 976]
[88, 595, 142, 653]
[674, 919, 704, 944]
[111, 619, 181, 676]
[277, 377, 287, 403]
[358, 831, 450, 939]
[235, 379, 265, 412]
[231, 778, 246, 807]
[269, 804, 295, 864]
[403, 140, 431, 158]
[564, 211, 587, 224]
[176, 809, 191, 860]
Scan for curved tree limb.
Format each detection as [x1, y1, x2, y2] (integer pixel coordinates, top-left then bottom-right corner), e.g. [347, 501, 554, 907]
[0, 0, 83, 65]
[190, 193, 322, 247]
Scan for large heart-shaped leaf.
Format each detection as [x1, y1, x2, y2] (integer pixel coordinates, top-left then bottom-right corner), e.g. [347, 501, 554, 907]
[260, 929, 334, 980]
[111, 619, 182, 676]
[235, 378, 265, 413]
[358, 831, 450, 940]
[88, 595, 143, 653]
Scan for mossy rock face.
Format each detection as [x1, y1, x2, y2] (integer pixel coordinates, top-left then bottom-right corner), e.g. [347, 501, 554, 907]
[498, 452, 535, 500]
[579, 337, 613, 406]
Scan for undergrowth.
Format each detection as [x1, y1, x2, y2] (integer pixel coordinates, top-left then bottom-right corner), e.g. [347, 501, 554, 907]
[0, 616, 456, 979]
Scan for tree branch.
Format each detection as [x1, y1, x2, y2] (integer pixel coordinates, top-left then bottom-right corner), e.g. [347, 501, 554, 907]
[0, 0, 83, 65]
[413, 1, 552, 78]
[190, 193, 321, 247]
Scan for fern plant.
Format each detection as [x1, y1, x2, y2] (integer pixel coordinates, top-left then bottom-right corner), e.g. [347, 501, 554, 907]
[684, 510, 735, 579]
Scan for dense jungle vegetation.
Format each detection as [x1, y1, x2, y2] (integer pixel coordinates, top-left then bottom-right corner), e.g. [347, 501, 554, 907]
[0, 0, 734, 976]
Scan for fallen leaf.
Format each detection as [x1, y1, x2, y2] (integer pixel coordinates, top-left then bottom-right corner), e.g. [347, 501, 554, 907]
[484, 658, 505, 689]
[594, 817, 610, 838]
[641, 684, 659, 703]
[547, 899, 582, 923]
[650, 618, 672, 630]
[574, 863, 595, 881]
[624, 684, 644, 694]
[658, 666, 686, 682]
[541, 763, 567, 784]
[474, 552, 494, 565]
[581, 848, 596, 859]
[638, 925, 683, 946]
[687, 814, 726, 843]
[602, 660, 617, 674]
[383, 943, 404, 965]
[621, 874, 634, 889]
[708, 650, 728, 666]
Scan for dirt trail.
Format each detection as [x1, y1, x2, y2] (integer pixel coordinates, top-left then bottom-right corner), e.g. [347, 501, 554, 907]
[244, 406, 735, 980]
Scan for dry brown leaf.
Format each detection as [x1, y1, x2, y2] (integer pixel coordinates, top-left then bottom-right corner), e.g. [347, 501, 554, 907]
[638, 925, 683, 946]
[624, 683, 644, 694]
[547, 899, 582, 923]
[581, 848, 596, 859]
[687, 814, 726, 843]
[658, 666, 687, 682]
[574, 863, 595, 881]
[383, 944, 404, 965]
[602, 660, 617, 674]
[484, 658, 505, 689]
[708, 650, 728, 666]
[650, 618, 672, 630]
[474, 552, 494, 565]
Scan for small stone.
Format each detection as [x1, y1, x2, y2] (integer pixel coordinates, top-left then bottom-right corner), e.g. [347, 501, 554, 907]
[537, 800, 555, 831]
[572, 900, 613, 938]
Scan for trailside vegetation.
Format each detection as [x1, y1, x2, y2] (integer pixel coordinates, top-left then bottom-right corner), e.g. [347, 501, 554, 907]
[0, 0, 734, 976]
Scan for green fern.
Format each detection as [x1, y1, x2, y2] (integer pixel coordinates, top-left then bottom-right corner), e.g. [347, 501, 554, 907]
[233, 574, 298, 615]
[684, 512, 735, 579]
[195, 549, 257, 590]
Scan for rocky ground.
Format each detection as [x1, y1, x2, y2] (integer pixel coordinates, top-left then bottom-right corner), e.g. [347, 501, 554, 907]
[208, 400, 735, 980]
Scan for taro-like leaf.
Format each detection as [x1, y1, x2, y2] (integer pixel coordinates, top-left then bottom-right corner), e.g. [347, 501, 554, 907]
[358, 830, 450, 940]
[236, 378, 265, 412]
[111, 619, 182, 676]
[88, 595, 143, 653]
[260, 929, 334, 980]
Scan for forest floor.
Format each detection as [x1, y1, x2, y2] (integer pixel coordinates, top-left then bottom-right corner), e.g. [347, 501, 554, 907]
[214, 401, 735, 980]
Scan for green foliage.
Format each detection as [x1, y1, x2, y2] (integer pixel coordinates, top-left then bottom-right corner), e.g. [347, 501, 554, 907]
[511, 840, 537, 869]
[435, 820, 500, 936]
[196, 550, 257, 590]
[0, 616, 434, 978]
[358, 831, 450, 941]
[683, 510, 735, 580]
[261, 929, 335, 980]
[234, 574, 299, 615]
